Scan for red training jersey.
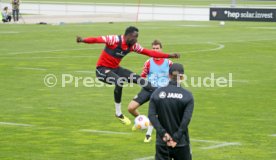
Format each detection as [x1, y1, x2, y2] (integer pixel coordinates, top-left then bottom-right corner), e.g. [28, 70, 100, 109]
[82, 35, 170, 68]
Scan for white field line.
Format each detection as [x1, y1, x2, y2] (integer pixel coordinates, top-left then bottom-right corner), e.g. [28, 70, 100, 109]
[179, 24, 212, 27]
[74, 70, 94, 74]
[80, 129, 131, 135]
[7, 48, 101, 55]
[134, 156, 154, 160]
[191, 139, 224, 143]
[201, 142, 241, 150]
[14, 67, 47, 71]
[0, 122, 241, 150]
[0, 55, 98, 59]
[131, 42, 224, 56]
[15, 68, 95, 73]
[270, 134, 276, 137]
[2, 38, 276, 58]
[14, 68, 95, 73]
[134, 140, 241, 159]
[249, 27, 276, 30]
[0, 31, 20, 34]
[219, 38, 276, 44]
[0, 42, 223, 59]
[0, 122, 33, 127]
[191, 139, 241, 150]
[184, 42, 225, 53]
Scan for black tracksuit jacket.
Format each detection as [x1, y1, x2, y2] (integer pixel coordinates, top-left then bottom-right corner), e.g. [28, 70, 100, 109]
[148, 80, 194, 147]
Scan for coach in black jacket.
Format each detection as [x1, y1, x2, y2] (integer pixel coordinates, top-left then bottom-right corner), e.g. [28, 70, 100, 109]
[148, 63, 194, 160]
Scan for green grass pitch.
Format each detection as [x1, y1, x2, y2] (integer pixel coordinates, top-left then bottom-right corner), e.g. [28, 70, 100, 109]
[0, 21, 275, 160]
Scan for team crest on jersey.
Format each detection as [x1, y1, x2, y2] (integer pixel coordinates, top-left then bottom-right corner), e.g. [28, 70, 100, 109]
[167, 93, 183, 99]
[116, 51, 125, 57]
[159, 91, 166, 99]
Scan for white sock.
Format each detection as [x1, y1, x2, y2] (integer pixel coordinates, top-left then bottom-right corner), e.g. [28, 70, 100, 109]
[146, 125, 154, 136]
[115, 103, 122, 116]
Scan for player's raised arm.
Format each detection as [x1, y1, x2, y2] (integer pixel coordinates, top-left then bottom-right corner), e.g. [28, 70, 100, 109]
[76, 35, 105, 44]
[76, 35, 118, 45]
[132, 43, 180, 59]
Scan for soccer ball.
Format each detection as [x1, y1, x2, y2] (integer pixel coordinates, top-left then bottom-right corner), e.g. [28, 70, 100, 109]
[134, 115, 150, 130]
[220, 21, 225, 26]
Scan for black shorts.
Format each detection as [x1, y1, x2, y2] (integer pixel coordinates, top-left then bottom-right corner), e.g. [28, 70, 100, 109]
[96, 66, 156, 92]
[155, 145, 192, 160]
[133, 88, 152, 105]
[96, 66, 134, 85]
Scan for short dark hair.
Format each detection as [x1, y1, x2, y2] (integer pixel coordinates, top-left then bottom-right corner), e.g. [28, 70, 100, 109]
[4, 6, 8, 10]
[151, 40, 162, 48]
[169, 63, 184, 81]
[124, 26, 139, 35]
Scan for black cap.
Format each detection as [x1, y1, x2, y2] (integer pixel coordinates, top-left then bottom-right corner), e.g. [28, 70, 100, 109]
[169, 63, 184, 75]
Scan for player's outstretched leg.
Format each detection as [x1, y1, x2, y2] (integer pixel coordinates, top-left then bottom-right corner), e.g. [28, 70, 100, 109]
[128, 100, 140, 131]
[96, 67, 131, 125]
[116, 67, 157, 92]
[144, 124, 154, 143]
[114, 85, 131, 125]
[128, 88, 151, 132]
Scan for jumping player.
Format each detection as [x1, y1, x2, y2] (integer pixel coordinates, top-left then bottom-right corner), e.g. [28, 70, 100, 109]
[128, 40, 173, 142]
[76, 26, 180, 125]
